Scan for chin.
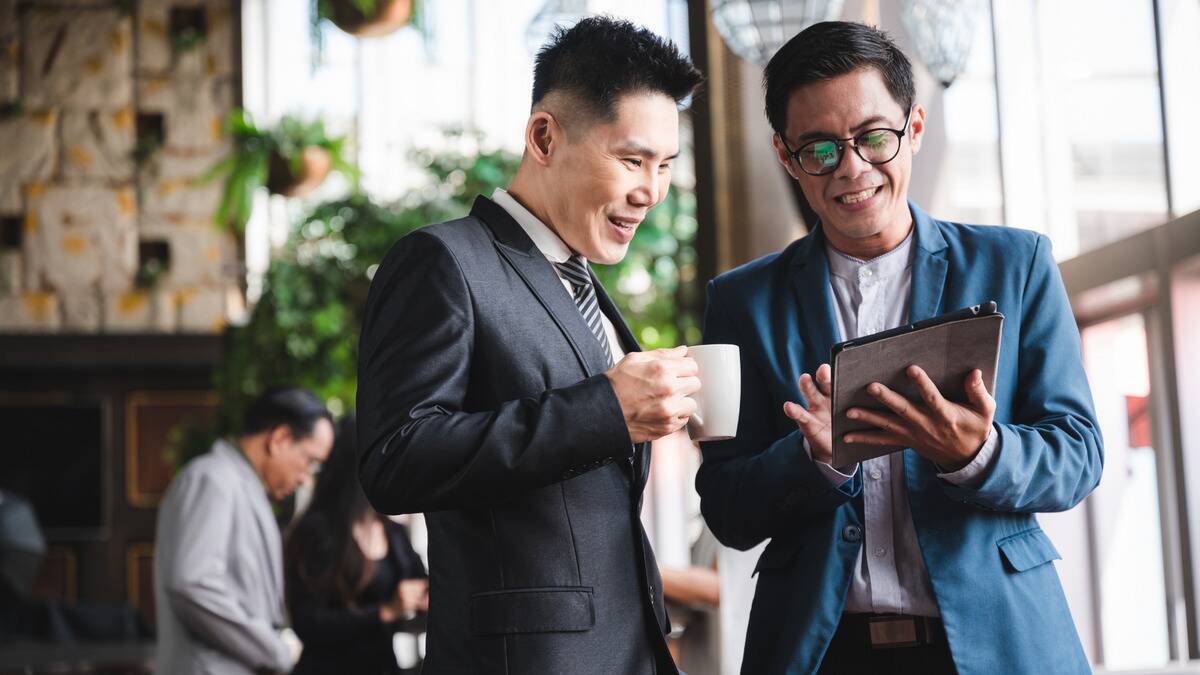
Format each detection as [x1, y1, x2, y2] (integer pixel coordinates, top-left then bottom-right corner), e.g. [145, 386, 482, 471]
[586, 241, 629, 265]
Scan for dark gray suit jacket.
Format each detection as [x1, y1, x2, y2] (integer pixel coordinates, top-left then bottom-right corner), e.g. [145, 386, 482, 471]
[357, 196, 675, 674]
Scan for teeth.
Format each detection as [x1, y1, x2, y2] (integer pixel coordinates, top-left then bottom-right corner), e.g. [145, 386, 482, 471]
[838, 188, 877, 204]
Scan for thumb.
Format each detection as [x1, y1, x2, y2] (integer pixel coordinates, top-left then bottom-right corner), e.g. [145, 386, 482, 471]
[965, 370, 993, 411]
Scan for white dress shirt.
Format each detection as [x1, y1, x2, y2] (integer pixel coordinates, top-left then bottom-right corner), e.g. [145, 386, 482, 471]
[806, 229, 1000, 617]
[491, 188, 626, 362]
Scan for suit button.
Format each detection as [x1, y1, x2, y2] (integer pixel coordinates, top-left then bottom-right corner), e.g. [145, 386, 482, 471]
[842, 525, 862, 543]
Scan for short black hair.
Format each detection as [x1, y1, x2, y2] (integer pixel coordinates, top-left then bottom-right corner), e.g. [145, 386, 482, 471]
[532, 16, 702, 123]
[242, 387, 332, 440]
[764, 21, 914, 135]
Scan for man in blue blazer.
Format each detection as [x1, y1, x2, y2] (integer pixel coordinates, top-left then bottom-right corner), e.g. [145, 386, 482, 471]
[697, 21, 1103, 675]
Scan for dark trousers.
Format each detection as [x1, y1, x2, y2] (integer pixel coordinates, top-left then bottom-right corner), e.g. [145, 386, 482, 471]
[815, 614, 957, 675]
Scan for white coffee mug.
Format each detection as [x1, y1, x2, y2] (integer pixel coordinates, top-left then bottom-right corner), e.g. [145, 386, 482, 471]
[686, 344, 741, 441]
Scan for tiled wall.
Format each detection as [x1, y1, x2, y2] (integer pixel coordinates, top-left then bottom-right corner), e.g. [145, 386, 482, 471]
[0, 0, 240, 333]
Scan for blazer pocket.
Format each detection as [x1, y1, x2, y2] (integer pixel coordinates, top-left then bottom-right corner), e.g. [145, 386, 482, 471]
[470, 586, 595, 636]
[997, 527, 1061, 572]
[753, 536, 803, 576]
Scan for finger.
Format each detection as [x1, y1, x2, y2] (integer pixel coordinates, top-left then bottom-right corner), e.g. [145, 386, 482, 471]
[846, 407, 910, 436]
[669, 395, 699, 419]
[906, 365, 948, 418]
[674, 356, 701, 377]
[783, 401, 820, 430]
[782, 400, 807, 423]
[844, 430, 907, 446]
[799, 373, 826, 406]
[815, 363, 833, 397]
[657, 354, 700, 377]
[782, 398, 830, 437]
[867, 382, 926, 425]
[964, 369, 996, 415]
[674, 375, 702, 396]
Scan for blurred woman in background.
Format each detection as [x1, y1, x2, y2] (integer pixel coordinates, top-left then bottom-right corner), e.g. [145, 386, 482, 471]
[284, 415, 428, 675]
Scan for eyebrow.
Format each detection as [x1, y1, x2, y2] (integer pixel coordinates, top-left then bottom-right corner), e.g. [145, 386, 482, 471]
[615, 141, 679, 162]
[793, 114, 895, 145]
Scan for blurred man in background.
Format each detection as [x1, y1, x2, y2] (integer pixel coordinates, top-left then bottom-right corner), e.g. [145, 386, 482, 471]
[154, 387, 333, 675]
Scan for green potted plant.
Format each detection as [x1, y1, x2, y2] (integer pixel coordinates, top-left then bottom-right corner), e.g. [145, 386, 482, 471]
[316, 0, 418, 37]
[203, 109, 359, 235]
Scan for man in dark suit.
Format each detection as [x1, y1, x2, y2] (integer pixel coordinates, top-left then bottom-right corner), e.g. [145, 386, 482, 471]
[697, 21, 1102, 675]
[356, 17, 703, 675]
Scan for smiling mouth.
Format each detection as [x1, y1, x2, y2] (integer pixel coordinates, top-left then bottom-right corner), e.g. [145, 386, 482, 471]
[607, 216, 639, 231]
[836, 186, 881, 204]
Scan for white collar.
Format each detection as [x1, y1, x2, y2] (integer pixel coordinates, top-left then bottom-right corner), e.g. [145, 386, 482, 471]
[491, 188, 576, 264]
[825, 229, 915, 281]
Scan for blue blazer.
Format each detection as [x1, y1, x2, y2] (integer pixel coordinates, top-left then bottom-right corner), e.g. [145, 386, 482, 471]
[697, 202, 1102, 675]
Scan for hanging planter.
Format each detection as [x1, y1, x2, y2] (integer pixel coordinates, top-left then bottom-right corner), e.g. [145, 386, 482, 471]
[318, 0, 415, 38]
[266, 146, 333, 197]
[202, 109, 359, 236]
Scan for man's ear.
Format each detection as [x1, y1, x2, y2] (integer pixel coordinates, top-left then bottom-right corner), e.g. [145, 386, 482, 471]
[908, 104, 926, 155]
[266, 425, 293, 455]
[525, 111, 559, 167]
[772, 133, 802, 181]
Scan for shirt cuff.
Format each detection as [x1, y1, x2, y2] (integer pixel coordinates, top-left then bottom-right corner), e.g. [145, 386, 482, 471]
[801, 435, 858, 486]
[937, 425, 1001, 488]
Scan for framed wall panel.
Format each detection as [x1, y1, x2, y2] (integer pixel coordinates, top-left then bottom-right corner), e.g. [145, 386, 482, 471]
[124, 390, 218, 508]
[126, 542, 155, 626]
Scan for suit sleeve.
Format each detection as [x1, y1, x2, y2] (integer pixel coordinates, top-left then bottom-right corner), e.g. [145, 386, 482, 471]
[940, 234, 1104, 512]
[356, 230, 632, 514]
[163, 470, 292, 673]
[695, 280, 861, 551]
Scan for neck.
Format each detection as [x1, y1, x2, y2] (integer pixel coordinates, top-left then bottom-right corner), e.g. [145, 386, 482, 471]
[823, 216, 913, 261]
[237, 434, 270, 486]
[507, 169, 573, 252]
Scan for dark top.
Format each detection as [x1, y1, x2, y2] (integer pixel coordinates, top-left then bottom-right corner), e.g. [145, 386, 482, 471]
[288, 520, 427, 675]
[356, 197, 673, 675]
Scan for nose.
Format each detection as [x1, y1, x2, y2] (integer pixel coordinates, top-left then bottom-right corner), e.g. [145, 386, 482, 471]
[630, 169, 665, 208]
[832, 142, 871, 181]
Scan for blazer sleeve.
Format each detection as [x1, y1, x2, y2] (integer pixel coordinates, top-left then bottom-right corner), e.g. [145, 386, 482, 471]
[356, 230, 632, 515]
[162, 470, 293, 673]
[694, 279, 862, 551]
[940, 234, 1104, 512]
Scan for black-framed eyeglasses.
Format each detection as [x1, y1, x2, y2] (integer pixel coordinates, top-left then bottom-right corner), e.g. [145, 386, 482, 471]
[779, 107, 914, 176]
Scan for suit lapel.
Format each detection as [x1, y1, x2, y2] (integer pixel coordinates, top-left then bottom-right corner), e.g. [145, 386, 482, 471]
[790, 226, 841, 382]
[474, 197, 612, 377]
[908, 201, 949, 322]
[217, 442, 284, 618]
[905, 203, 950, 515]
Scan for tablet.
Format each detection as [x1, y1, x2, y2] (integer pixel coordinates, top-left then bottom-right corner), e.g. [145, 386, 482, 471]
[830, 301, 1004, 467]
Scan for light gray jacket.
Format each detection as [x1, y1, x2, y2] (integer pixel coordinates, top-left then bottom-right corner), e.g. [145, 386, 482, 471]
[153, 440, 292, 675]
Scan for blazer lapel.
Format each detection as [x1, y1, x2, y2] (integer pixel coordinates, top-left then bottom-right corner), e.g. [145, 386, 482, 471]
[217, 442, 284, 619]
[790, 226, 841, 380]
[904, 203, 951, 510]
[908, 201, 949, 322]
[473, 197, 612, 377]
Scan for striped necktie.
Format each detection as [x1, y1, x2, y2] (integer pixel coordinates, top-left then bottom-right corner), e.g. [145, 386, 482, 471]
[554, 255, 614, 367]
